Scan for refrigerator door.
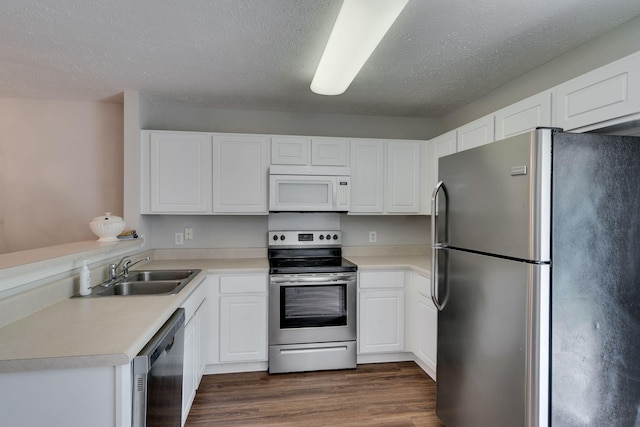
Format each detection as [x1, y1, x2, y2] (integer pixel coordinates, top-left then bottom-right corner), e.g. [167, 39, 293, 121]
[438, 129, 551, 262]
[551, 132, 640, 426]
[436, 249, 549, 427]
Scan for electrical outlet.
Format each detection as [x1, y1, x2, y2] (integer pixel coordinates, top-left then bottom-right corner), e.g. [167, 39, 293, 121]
[175, 232, 184, 245]
[369, 231, 377, 243]
[184, 227, 193, 240]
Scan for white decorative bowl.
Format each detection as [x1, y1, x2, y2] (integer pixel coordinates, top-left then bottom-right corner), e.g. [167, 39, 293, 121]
[89, 212, 126, 242]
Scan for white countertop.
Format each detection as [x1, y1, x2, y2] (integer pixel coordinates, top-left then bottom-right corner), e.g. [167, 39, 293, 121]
[345, 255, 430, 275]
[0, 258, 267, 373]
[0, 255, 427, 373]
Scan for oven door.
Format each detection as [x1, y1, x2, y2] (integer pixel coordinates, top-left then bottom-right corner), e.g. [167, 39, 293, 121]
[269, 272, 356, 345]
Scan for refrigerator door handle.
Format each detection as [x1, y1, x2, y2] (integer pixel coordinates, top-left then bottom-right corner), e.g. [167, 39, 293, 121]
[431, 181, 449, 311]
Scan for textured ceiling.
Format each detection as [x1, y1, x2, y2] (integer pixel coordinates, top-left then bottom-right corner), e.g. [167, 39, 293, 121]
[1, 0, 639, 118]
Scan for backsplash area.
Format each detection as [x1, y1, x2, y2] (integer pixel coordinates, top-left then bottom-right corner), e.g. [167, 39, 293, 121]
[144, 213, 429, 249]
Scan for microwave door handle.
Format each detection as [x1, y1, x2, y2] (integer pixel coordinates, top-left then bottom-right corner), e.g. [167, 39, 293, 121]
[431, 181, 449, 311]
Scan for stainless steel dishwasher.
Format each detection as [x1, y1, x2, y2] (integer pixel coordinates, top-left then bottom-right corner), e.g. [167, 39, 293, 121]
[132, 308, 185, 427]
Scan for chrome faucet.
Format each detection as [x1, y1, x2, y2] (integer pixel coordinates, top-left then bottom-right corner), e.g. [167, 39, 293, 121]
[122, 256, 150, 278]
[105, 255, 151, 285]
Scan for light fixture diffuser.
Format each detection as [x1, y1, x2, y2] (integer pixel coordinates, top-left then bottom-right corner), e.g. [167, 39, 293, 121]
[310, 0, 409, 96]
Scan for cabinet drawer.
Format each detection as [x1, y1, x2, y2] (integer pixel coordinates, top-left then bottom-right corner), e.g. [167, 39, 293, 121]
[220, 275, 267, 294]
[359, 270, 405, 288]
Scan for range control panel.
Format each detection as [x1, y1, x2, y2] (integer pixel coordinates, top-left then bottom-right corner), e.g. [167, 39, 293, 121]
[268, 230, 342, 247]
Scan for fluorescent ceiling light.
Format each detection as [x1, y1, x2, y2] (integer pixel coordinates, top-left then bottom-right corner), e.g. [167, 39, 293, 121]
[310, 0, 409, 96]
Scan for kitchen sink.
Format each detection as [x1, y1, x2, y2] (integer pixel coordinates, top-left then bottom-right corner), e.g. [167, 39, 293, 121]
[87, 269, 201, 297]
[125, 270, 197, 282]
[99, 280, 183, 296]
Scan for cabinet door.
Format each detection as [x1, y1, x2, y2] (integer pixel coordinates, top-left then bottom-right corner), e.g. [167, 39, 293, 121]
[182, 316, 197, 425]
[426, 130, 457, 215]
[271, 136, 310, 165]
[219, 295, 267, 362]
[212, 134, 269, 213]
[196, 299, 209, 383]
[148, 132, 212, 213]
[349, 139, 384, 213]
[359, 289, 405, 353]
[554, 51, 640, 131]
[415, 294, 438, 378]
[457, 114, 495, 152]
[495, 92, 552, 140]
[311, 137, 349, 166]
[386, 141, 420, 213]
[413, 272, 437, 379]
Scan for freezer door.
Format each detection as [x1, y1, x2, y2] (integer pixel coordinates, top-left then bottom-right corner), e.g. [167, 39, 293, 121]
[551, 132, 640, 426]
[437, 129, 551, 262]
[436, 249, 549, 427]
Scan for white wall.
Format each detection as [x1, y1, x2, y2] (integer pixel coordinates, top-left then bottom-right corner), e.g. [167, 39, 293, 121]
[145, 213, 428, 249]
[440, 15, 640, 132]
[144, 102, 441, 140]
[0, 98, 123, 254]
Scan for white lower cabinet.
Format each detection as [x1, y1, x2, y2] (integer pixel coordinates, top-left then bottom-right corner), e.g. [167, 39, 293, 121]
[181, 279, 209, 426]
[207, 273, 268, 368]
[0, 364, 132, 427]
[358, 270, 407, 354]
[411, 271, 437, 380]
[219, 294, 267, 362]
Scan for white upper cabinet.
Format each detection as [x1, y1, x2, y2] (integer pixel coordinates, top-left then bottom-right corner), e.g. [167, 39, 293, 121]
[311, 137, 349, 166]
[425, 130, 456, 215]
[212, 134, 269, 213]
[386, 141, 421, 213]
[494, 91, 552, 140]
[271, 136, 310, 165]
[349, 139, 384, 213]
[349, 139, 424, 215]
[142, 131, 269, 215]
[271, 136, 349, 166]
[554, 51, 640, 132]
[145, 131, 212, 214]
[456, 114, 495, 152]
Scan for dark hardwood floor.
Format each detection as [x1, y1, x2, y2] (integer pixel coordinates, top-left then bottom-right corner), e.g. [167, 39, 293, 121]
[185, 361, 445, 426]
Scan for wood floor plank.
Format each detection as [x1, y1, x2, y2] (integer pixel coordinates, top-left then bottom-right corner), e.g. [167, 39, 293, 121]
[185, 362, 445, 426]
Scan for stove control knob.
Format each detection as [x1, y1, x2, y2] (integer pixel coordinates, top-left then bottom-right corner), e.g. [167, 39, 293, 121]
[272, 235, 278, 241]
[326, 234, 331, 240]
[280, 235, 286, 241]
[319, 235, 325, 240]
[333, 234, 339, 240]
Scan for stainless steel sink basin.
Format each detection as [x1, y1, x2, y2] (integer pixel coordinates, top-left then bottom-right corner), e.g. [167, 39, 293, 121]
[99, 280, 183, 296]
[90, 269, 201, 297]
[126, 270, 196, 282]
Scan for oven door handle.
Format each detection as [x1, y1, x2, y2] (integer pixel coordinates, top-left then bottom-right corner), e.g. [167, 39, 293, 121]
[270, 277, 353, 286]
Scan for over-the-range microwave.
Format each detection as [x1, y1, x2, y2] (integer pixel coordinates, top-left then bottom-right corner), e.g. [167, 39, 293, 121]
[269, 165, 350, 212]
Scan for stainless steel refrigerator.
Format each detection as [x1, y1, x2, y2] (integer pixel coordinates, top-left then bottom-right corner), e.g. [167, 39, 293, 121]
[431, 128, 640, 427]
